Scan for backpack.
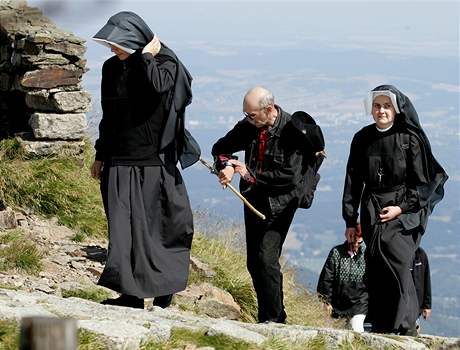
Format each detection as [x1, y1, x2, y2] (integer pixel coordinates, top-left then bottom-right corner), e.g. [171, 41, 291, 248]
[291, 111, 325, 209]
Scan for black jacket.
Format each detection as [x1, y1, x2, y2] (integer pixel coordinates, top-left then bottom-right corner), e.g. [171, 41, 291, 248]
[212, 107, 323, 214]
[317, 242, 368, 317]
[95, 48, 176, 165]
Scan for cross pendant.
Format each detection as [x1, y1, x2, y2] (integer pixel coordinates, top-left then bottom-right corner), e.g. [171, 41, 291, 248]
[377, 168, 384, 183]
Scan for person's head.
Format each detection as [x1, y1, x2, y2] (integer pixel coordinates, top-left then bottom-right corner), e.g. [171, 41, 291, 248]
[350, 223, 363, 253]
[364, 87, 401, 129]
[109, 44, 131, 60]
[372, 94, 397, 129]
[93, 11, 154, 59]
[243, 87, 278, 128]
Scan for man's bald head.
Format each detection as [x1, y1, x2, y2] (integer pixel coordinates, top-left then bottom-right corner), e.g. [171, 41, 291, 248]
[242, 86, 278, 128]
[243, 86, 274, 110]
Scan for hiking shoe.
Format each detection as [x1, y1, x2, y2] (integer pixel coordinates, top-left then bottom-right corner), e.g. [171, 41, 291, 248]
[152, 294, 173, 308]
[101, 294, 144, 309]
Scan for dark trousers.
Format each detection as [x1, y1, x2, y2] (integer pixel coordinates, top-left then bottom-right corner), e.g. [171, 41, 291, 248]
[244, 194, 297, 323]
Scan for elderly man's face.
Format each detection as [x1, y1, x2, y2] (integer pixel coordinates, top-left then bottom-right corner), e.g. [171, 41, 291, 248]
[243, 98, 272, 128]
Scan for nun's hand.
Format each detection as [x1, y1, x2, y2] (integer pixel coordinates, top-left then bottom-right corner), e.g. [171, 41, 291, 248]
[142, 37, 161, 56]
[379, 206, 402, 222]
[91, 160, 103, 180]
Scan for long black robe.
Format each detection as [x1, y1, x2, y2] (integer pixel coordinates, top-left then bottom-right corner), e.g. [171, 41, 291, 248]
[93, 12, 199, 298]
[342, 85, 447, 333]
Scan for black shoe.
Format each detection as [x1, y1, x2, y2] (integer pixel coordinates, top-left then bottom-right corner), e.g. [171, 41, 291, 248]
[101, 294, 144, 309]
[258, 310, 287, 324]
[152, 294, 173, 308]
[397, 325, 418, 336]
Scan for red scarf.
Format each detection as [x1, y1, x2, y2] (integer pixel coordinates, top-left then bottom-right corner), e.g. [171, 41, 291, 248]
[256, 127, 269, 173]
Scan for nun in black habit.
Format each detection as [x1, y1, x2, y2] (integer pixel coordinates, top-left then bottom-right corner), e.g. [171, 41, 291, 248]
[90, 11, 200, 308]
[342, 85, 447, 335]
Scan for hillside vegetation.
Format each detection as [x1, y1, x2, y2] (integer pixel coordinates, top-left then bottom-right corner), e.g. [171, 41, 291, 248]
[0, 138, 343, 346]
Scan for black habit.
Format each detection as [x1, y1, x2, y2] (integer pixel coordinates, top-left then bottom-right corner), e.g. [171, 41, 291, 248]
[93, 12, 199, 298]
[342, 85, 447, 333]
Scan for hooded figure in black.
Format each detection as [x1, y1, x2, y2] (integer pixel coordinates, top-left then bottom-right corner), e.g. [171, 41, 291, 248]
[342, 85, 447, 334]
[91, 11, 200, 308]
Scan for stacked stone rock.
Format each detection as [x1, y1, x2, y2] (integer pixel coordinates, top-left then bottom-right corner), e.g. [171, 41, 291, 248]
[0, 0, 89, 157]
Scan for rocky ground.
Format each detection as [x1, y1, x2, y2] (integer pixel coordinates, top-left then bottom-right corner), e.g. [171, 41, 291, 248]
[0, 210, 113, 298]
[1, 210, 459, 349]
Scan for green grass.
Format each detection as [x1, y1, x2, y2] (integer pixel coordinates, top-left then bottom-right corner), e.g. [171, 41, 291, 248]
[190, 231, 343, 328]
[0, 229, 43, 274]
[0, 319, 19, 350]
[78, 329, 110, 350]
[62, 287, 112, 303]
[339, 334, 375, 350]
[141, 328, 265, 350]
[0, 138, 106, 239]
[0, 283, 17, 290]
[190, 232, 258, 322]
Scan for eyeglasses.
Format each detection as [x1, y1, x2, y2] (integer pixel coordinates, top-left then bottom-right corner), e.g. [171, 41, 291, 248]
[243, 106, 267, 119]
[243, 111, 257, 119]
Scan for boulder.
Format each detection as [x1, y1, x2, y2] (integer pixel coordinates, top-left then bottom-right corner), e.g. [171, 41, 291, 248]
[0, 208, 17, 229]
[25, 90, 91, 112]
[190, 256, 216, 278]
[20, 67, 83, 89]
[18, 138, 85, 157]
[29, 112, 87, 140]
[175, 283, 241, 320]
[45, 42, 86, 57]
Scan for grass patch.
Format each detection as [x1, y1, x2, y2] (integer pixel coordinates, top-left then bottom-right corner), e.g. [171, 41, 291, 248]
[339, 334, 374, 350]
[78, 329, 110, 350]
[141, 328, 264, 350]
[0, 229, 43, 274]
[62, 287, 112, 303]
[191, 228, 344, 328]
[0, 283, 18, 290]
[191, 232, 258, 322]
[262, 336, 329, 350]
[0, 319, 19, 350]
[0, 138, 106, 239]
[0, 230, 23, 244]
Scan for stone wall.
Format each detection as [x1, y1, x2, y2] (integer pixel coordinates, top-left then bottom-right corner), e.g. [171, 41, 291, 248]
[0, 0, 89, 157]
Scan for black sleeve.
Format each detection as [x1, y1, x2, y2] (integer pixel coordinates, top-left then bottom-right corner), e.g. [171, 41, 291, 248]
[399, 134, 429, 213]
[212, 120, 256, 158]
[422, 251, 432, 309]
[317, 249, 336, 304]
[139, 50, 177, 93]
[342, 133, 365, 228]
[94, 61, 111, 161]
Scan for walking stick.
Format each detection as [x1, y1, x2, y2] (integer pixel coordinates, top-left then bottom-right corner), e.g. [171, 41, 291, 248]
[199, 158, 266, 220]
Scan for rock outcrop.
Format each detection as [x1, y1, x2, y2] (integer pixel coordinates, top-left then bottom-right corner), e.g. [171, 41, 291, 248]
[1, 288, 459, 350]
[0, 0, 89, 157]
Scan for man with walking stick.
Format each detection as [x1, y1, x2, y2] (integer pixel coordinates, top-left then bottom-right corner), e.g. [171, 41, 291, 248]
[212, 86, 325, 323]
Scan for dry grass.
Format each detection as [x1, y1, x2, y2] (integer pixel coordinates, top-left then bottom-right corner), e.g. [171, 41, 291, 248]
[190, 212, 344, 328]
[0, 229, 43, 274]
[0, 139, 106, 239]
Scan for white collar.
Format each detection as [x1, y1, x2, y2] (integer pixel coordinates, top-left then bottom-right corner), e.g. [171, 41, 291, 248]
[375, 123, 394, 132]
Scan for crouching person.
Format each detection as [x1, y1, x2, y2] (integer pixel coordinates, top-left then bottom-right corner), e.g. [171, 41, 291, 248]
[317, 224, 368, 332]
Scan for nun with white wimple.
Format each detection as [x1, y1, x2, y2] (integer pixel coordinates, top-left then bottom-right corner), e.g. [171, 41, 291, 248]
[341, 85, 447, 335]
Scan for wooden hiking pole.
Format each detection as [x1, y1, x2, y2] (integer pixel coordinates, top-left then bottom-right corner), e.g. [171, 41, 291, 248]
[199, 158, 266, 220]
